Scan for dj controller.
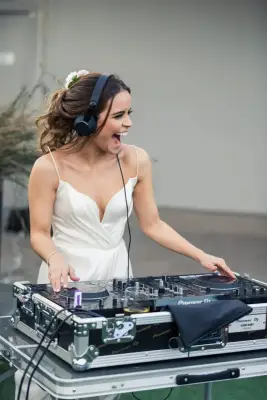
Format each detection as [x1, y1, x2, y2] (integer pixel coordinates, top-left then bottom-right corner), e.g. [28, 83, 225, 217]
[11, 273, 267, 371]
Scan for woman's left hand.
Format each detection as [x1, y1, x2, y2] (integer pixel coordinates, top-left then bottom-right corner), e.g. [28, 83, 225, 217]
[199, 253, 236, 279]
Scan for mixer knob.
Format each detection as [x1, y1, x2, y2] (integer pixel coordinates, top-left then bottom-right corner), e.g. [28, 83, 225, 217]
[149, 287, 154, 295]
[178, 287, 184, 295]
[158, 286, 165, 294]
[153, 289, 159, 297]
[134, 281, 140, 290]
[159, 279, 164, 288]
[169, 284, 174, 292]
[117, 280, 123, 289]
[164, 281, 169, 289]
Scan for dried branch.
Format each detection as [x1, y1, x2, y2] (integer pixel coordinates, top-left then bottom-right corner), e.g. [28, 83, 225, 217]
[0, 80, 49, 181]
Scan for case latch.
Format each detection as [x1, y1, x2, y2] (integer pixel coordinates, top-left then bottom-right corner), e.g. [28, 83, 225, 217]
[102, 316, 136, 344]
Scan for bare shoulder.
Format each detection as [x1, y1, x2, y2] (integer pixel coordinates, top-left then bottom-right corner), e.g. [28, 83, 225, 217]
[29, 154, 59, 189]
[135, 146, 150, 165]
[133, 146, 151, 179]
[122, 145, 151, 178]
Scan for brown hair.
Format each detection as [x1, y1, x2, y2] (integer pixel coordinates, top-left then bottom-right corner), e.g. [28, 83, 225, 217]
[36, 72, 131, 154]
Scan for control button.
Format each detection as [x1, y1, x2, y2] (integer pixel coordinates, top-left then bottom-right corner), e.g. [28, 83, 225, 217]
[174, 285, 179, 293]
[252, 286, 259, 295]
[112, 298, 118, 307]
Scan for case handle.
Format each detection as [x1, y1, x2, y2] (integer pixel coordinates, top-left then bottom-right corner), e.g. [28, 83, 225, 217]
[176, 368, 240, 385]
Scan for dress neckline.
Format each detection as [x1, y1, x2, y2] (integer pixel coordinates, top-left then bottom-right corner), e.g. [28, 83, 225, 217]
[58, 177, 137, 224]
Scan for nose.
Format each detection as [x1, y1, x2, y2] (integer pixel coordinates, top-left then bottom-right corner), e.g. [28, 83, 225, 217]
[122, 114, 133, 128]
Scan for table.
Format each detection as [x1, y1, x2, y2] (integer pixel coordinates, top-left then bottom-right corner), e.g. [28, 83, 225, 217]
[1, 285, 267, 399]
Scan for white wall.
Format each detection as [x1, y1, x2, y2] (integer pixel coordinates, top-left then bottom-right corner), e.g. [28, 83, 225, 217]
[0, 13, 37, 106]
[2, 0, 267, 213]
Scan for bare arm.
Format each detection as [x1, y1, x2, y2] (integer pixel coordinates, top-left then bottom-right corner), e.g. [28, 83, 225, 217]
[133, 148, 235, 278]
[28, 156, 79, 291]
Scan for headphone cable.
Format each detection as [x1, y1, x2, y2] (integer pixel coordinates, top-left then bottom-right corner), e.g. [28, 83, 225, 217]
[116, 153, 131, 282]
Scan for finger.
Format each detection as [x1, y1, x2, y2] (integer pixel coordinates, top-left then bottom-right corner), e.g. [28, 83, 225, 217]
[210, 265, 217, 272]
[217, 261, 235, 279]
[54, 274, 62, 292]
[69, 267, 80, 282]
[62, 271, 69, 288]
[205, 263, 217, 272]
[51, 278, 59, 292]
[50, 277, 56, 292]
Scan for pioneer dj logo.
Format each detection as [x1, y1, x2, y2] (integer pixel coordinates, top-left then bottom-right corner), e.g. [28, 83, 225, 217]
[177, 298, 212, 305]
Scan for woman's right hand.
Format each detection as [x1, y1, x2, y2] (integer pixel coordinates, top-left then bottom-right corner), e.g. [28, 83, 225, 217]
[48, 254, 80, 292]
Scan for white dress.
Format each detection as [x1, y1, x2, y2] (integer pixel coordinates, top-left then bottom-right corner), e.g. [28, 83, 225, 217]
[15, 145, 139, 400]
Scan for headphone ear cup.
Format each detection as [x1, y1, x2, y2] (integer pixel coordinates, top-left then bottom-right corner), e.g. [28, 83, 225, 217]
[86, 116, 97, 136]
[74, 115, 97, 137]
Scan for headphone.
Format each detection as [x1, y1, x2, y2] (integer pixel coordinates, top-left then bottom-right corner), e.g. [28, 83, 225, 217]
[74, 74, 111, 137]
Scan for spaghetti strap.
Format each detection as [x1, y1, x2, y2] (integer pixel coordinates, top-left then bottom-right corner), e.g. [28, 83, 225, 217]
[47, 146, 60, 180]
[133, 145, 139, 178]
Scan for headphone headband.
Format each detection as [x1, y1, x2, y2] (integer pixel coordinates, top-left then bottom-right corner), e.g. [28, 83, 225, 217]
[88, 74, 111, 109]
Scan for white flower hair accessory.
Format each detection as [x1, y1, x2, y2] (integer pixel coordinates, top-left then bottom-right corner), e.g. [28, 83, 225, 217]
[64, 69, 90, 89]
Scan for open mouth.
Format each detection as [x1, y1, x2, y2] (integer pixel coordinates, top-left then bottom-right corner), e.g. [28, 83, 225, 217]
[112, 132, 128, 144]
[112, 134, 121, 142]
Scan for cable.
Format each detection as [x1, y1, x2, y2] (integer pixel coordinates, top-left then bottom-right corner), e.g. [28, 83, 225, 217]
[18, 306, 101, 400]
[25, 311, 73, 400]
[17, 307, 67, 400]
[116, 154, 131, 282]
[131, 388, 173, 400]
[25, 307, 101, 400]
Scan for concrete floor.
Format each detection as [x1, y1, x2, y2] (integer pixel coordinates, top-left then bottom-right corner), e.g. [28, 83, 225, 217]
[1, 207, 267, 284]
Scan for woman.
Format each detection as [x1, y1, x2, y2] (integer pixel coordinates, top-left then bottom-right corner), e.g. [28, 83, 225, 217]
[15, 70, 235, 400]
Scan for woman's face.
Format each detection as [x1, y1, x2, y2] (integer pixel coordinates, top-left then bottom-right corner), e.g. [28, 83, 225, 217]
[93, 90, 133, 154]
